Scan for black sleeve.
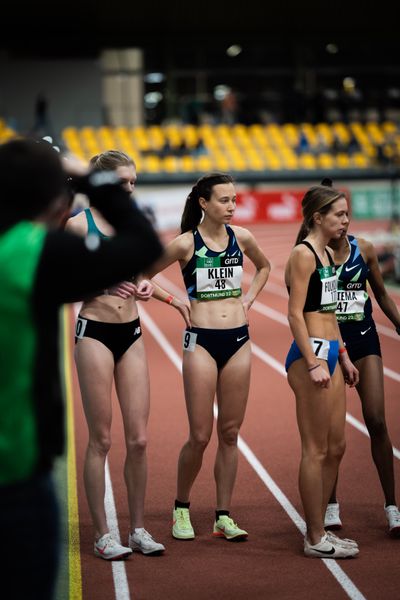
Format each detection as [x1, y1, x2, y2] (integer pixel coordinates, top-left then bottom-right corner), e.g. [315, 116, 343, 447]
[33, 177, 164, 305]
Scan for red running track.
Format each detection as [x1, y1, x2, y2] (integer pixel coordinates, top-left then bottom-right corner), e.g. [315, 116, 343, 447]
[70, 221, 400, 600]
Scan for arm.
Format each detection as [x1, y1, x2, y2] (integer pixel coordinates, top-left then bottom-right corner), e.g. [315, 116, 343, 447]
[361, 238, 400, 331]
[287, 246, 331, 388]
[235, 227, 271, 321]
[107, 233, 193, 326]
[148, 234, 193, 327]
[34, 173, 164, 305]
[336, 325, 359, 387]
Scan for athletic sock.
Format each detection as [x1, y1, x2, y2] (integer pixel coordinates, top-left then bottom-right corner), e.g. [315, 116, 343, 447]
[216, 510, 230, 521]
[175, 499, 190, 509]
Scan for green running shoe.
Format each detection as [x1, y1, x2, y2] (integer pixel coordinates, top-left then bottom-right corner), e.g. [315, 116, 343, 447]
[213, 515, 248, 540]
[172, 507, 195, 540]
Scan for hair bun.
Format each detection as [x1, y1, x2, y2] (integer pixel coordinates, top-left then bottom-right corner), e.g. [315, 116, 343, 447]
[321, 178, 333, 187]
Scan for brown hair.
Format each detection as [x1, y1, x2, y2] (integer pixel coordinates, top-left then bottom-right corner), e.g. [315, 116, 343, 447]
[295, 184, 345, 245]
[180, 172, 234, 233]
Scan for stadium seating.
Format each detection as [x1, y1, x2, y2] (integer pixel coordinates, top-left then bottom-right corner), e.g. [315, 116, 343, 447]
[1, 119, 399, 175]
[59, 121, 399, 173]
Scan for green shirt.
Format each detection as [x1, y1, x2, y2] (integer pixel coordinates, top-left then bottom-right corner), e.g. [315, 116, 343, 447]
[0, 221, 46, 484]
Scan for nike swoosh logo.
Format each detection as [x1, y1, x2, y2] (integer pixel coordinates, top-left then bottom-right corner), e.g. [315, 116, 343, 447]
[345, 264, 359, 272]
[314, 546, 336, 555]
[361, 327, 371, 335]
[237, 336, 247, 342]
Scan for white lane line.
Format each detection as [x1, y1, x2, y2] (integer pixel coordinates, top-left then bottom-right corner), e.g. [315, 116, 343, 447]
[251, 341, 400, 461]
[243, 273, 400, 381]
[139, 306, 366, 600]
[73, 304, 131, 600]
[153, 276, 400, 457]
[106, 461, 132, 600]
[242, 270, 400, 343]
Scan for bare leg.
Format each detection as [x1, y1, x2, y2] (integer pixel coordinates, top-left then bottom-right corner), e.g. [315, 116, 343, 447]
[355, 355, 396, 506]
[75, 339, 115, 539]
[329, 354, 396, 507]
[322, 366, 346, 514]
[115, 337, 150, 530]
[288, 359, 345, 545]
[214, 342, 251, 510]
[178, 345, 218, 502]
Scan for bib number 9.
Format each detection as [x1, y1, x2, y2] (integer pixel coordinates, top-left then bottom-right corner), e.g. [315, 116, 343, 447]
[182, 330, 197, 352]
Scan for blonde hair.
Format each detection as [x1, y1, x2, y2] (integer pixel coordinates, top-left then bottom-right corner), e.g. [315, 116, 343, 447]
[89, 150, 135, 171]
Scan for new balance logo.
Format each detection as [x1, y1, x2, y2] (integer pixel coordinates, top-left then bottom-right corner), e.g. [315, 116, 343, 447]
[134, 327, 141, 335]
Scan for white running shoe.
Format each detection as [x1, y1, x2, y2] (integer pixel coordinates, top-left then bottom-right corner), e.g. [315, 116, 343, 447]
[326, 531, 358, 549]
[384, 505, 400, 537]
[304, 533, 358, 558]
[324, 502, 342, 530]
[129, 528, 165, 554]
[94, 533, 132, 560]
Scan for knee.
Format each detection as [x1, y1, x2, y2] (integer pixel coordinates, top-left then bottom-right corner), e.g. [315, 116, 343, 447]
[364, 415, 387, 438]
[89, 435, 111, 456]
[189, 432, 211, 451]
[328, 439, 346, 462]
[218, 426, 239, 447]
[126, 436, 147, 456]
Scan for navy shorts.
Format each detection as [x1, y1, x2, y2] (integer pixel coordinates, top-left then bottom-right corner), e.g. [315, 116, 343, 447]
[75, 316, 142, 362]
[339, 318, 381, 363]
[285, 338, 339, 376]
[183, 324, 250, 369]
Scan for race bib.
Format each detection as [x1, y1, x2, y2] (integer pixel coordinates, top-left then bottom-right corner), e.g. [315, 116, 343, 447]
[309, 337, 330, 360]
[319, 265, 337, 312]
[196, 255, 242, 300]
[75, 317, 87, 339]
[183, 330, 197, 352]
[336, 286, 367, 322]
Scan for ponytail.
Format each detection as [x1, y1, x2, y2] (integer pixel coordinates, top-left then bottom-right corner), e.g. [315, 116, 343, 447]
[180, 185, 202, 233]
[295, 221, 310, 245]
[180, 172, 235, 233]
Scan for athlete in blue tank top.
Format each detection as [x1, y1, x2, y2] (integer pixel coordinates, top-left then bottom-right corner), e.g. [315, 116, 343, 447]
[325, 229, 400, 536]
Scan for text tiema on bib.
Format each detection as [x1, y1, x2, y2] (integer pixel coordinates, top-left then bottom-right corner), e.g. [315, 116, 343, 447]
[318, 265, 337, 312]
[336, 281, 368, 322]
[196, 255, 242, 300]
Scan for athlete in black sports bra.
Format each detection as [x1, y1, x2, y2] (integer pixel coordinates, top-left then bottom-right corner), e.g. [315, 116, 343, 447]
[66, 150, 165, 559]
[284, 183, 359, 558]
[116, 172, 270, 542]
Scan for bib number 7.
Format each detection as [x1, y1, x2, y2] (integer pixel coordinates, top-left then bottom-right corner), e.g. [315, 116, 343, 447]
[309, 337, 330, 360]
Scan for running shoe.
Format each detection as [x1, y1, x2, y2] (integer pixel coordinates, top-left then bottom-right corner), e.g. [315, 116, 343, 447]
[94, 533, 132, 560]
[324, 502, 342, 530]
[212, 515, 248, 540]
[304, 533, 358, 558]
[326, 531, 358, 549]
[384, 505, 400, 537]
[172, 507, 195, 539]
[129, 528, 165, 554]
